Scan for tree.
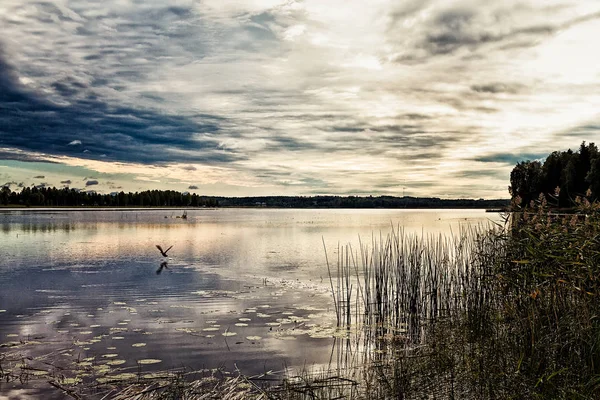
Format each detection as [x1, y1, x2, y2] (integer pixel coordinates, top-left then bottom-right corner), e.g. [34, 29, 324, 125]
[509, 142, 600, 207]
[509, 161, 543, 206]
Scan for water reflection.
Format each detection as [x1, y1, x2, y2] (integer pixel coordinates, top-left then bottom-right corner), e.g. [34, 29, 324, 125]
[0, 209, 500, 395]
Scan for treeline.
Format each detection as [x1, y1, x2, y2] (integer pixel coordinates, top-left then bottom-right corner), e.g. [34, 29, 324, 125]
[510, 141, 600, 207]
[217, 195, 508, 209]
[0, 186, 218, 207]
[0, 186, 509, 209]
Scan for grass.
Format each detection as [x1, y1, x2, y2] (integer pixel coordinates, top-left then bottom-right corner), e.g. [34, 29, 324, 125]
[317, 194, 600, 399]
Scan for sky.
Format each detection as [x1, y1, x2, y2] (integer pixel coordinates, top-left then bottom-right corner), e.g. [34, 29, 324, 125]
[0, 0, 599, 198]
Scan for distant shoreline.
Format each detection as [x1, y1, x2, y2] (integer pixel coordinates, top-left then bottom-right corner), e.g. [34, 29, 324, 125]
[0, 205, 508, 211]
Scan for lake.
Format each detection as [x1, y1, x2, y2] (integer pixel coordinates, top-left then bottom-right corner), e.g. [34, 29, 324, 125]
[0, 208, 501, 398]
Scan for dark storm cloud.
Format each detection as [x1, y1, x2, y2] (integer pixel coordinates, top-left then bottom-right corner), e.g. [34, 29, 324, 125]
[474, 152, 548, 165]
[470, 83, 523, 94]
[560, 123, 600, 137]
[60, 180, 72, 184]
[85, 180, 99, 186]
[188, 185, 198, 189]
[0, 45, 239, 165]
[455, 169, 508, 179]
[34, 175, 45, 178]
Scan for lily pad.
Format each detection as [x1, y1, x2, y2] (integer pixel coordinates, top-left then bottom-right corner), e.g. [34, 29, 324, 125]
[137, 359, 162, 365]
[106, 359, 126, 366]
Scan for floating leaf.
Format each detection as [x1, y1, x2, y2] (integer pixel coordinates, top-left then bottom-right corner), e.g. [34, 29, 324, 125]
[97, 373, 137, 383]
[143, 372, 176, 379]
[246, 336, 262, 341]
[222, 332, 237, 337]
[137, 359, 162, 365]
[235, 323, 248, 327]
[106, 359, 126, 366]
[132, 343, 146, 347]
[238, 318, 251, 322]
[93, 365, 111, 374]
[102, 354, 119, 358]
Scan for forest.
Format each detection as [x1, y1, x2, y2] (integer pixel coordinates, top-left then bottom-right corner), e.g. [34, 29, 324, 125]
[0, 185, 509, 209]
[510, 141, 600, 207]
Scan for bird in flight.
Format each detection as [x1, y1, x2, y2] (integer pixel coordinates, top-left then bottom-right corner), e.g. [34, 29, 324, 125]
[155, 245, 173, 275]
[156, 245, 173, 257]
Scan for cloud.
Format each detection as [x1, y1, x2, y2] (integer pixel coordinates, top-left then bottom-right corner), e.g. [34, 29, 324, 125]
[470, 83, 523, 94]
[188, 185, 199, 189]
[34, 175, 45, 178]
[474, 152, 548, 165]
[0, 0, 599, 198]
[85, 180, 99, 186]
[61, 180, 72, 184]
[0, 42, 234, 166]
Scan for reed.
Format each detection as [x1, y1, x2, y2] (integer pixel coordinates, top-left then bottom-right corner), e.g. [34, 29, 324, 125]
[317, 198, 600, 399]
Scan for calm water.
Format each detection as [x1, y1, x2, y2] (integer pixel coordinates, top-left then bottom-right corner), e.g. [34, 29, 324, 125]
[0, 208, 500, 397]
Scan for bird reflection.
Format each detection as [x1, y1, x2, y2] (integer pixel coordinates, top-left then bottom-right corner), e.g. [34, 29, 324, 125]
[155, 244, 173, 275]
[156, 260, 169, 275]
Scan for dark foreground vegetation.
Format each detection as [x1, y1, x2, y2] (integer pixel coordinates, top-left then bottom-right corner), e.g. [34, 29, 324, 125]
[0, 185, 508, 209]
